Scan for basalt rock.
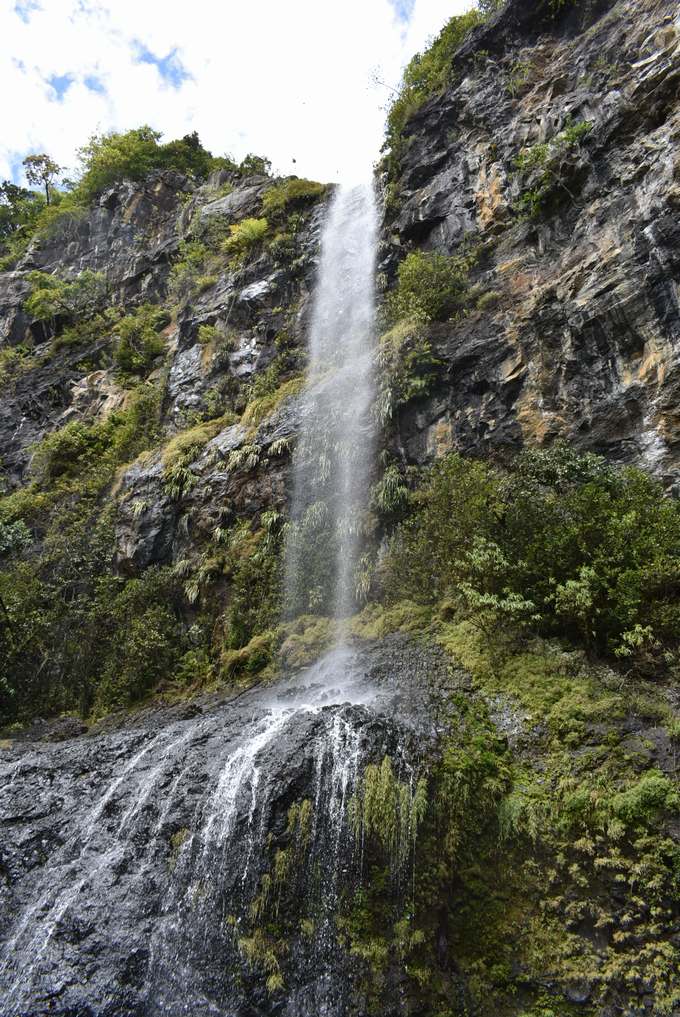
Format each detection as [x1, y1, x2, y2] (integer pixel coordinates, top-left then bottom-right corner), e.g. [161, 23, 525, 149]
[0, 637, 447, 1017]
[383, 0, 680, 485]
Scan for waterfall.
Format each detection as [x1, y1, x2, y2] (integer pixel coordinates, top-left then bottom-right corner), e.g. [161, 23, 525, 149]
[284, 182, 378, 620]
[0, 181, 397, 1017]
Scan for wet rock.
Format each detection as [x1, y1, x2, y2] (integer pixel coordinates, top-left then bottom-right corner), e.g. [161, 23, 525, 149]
[115, 457, 177, 571]
[0, 638, 444, 1017]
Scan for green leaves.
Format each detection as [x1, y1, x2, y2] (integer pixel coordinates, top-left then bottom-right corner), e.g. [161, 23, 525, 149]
[384, 445, 680, 660]
[387, 249, 476, 324]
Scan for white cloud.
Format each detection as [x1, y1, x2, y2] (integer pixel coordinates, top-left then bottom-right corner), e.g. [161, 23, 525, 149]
[1, 0, 473, 186]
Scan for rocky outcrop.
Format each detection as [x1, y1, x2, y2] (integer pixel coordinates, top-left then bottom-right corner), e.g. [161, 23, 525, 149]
[0, 637, 445, 1017]
[382, 0, 680, 485]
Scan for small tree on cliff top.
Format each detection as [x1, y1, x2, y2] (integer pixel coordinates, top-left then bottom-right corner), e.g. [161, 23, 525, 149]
[23, 153, 62, 205]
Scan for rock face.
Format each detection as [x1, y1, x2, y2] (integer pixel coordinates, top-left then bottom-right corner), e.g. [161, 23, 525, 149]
[1, 2, 680, 1015]
[382, 0, 680, 486]
[0, 638, 444, 1017]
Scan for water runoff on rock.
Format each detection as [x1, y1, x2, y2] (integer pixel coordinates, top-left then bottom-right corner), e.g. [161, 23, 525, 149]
[0, 182, 417, 1016]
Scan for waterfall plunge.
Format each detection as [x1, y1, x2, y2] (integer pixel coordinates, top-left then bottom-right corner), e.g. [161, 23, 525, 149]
[0, 183, 387, 1017]
[284, 182, 378, 620]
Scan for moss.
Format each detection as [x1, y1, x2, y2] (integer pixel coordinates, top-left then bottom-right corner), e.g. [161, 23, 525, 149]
[241, 375, 304, 432]
[220, 630, 277, 681]
[349, 756, 428, 870]
[161, 416, 229, 469]
[261, 178, 327, 217]
[349, 600, 431, 641]
[278, 614, 334, 669]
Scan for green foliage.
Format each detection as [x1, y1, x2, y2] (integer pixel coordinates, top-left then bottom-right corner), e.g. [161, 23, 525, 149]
[383, 445, 680, 660]
[507, 59, 534, 97]
[384, 8, 484, 178]
[0, 180, 44, 254]
[262, 178, 327, 217]
[221, 522, 283, 651]
[376, 317, 440, 422]
[25, 269, 107, 324]
[0, 344, 36, 389]
[278, 614, 334, 669]
[0, 375, 186, 723]
[161, 415, 231, 498]
[241, 375, 304, 431]
[0, 519, 31, 557]
[23, 153, 61, 204]
[514, 120, 593, 218]
[112, 303, 170, 377]
[440, 621, 680, 1014]
[237, 153, 272, 177]
[72, 127, 223, 203]
[167, 240, 216, 303]
[222, 217, 269, 262]
[349, 756, 428, 870]
[370, 465, 409, 517]
[386, 249, 476, 324]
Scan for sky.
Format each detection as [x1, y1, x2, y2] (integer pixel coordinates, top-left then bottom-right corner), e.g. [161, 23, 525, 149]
[1, 0, 472, 187]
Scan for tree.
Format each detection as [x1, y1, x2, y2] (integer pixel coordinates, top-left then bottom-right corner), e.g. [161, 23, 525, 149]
[0, 181, 42, 240]
[23, 153, 62, 205]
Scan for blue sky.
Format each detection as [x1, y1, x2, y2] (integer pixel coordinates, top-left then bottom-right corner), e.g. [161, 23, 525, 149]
[1, 0, 472, 185]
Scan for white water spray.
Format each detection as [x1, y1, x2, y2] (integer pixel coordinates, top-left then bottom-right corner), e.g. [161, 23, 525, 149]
[284, 182, 378, 619]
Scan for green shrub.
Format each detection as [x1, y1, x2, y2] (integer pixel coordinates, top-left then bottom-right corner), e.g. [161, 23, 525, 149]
[73, 127, 229, 203]
[0, 180, 45, 260]
[27, 383, 161, 493]
[25, 269, 107, 324]
[238, 153, 272, 177]
[514, 120, 593, 218]
[0, 345, 35, 388]
[386, 249, 476, 324]
[113, 303, 170, 377]
[262, 178, 327, 217]
[222, 217, 268, 261]
[384, 9, 484, 177]
[383, 445, 680, 659]
[370, 466, 409, 516]
[376, 317, 440, 422]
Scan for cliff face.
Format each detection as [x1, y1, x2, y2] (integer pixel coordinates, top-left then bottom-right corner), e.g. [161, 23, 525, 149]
[1, 2, 680, 1016]
[382, 0, 680, 484]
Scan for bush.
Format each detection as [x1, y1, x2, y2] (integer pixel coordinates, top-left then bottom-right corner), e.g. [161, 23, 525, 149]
[384, 9, 484, 176]
[28, 384, 161, 490]
[25, 269, 107, 324]
[386, 250, 475, 323]
[73, 127, 227, 203]
[383, 445, 680, 659]
[222, 217, 269, 261]
[0, 180, 45, 259]
[262, 178, 327, 217]
[168, 240, 210, 302]
[376, 317, 440, 422]
[238, 153, 272, 177]
[113, 303, 170, 377]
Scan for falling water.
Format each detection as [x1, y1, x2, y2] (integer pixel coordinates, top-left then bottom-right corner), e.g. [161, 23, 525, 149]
[0, 180, 404, 1016]
[284, 182, 378, 619]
